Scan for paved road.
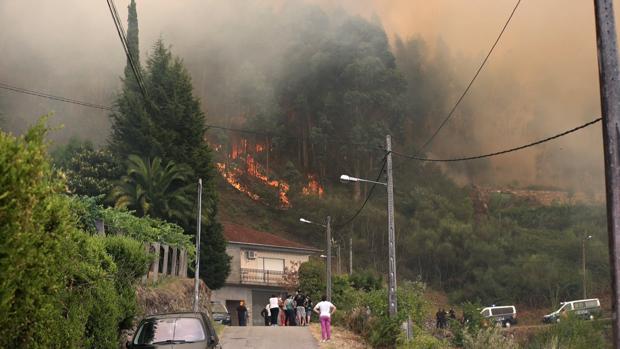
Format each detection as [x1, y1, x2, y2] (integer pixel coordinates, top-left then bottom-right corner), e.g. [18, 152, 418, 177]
[220, 326, 318, 349]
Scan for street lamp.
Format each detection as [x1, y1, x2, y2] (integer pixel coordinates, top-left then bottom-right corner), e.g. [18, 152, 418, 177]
[583, 234, 593, 299]
[340, 134, 398, 318]
[300, 217, 332, 301]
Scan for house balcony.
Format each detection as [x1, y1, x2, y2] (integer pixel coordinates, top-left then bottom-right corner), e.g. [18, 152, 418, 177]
[240, 268, 292, 287]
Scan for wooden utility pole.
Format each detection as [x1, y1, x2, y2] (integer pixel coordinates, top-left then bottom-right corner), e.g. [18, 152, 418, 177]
[386, 135, 398, 317]
[593, 0, 620, 346]
[326, 216, 332, 301]
[193, 179, 202, 312]
[349, 237, 353, 276]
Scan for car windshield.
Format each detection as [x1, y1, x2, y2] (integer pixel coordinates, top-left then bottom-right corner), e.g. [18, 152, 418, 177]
[211, 303, 227, 313]
[133, 317, 205, 345]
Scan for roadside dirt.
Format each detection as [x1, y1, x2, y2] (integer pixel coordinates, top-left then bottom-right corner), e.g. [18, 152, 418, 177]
[308, 323, 370, 349]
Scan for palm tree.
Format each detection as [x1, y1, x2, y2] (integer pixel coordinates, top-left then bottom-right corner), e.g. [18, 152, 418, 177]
[111, 155, 195, 226]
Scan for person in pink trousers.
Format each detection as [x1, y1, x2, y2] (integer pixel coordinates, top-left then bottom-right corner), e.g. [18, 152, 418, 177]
[313, 295, 336, 342]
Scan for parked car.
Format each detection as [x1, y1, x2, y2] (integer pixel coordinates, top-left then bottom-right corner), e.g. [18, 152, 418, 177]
[542, 298, 601, 323]
[210, 301, 231, 325]
[480, 305, 517, 327]
[127, 312, 221, 349]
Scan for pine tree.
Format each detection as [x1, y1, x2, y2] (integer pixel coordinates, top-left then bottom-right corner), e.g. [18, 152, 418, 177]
[108, 2, 230, 288]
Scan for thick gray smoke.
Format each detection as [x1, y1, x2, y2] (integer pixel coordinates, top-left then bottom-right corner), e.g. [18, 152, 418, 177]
[0, 0, 612, 196]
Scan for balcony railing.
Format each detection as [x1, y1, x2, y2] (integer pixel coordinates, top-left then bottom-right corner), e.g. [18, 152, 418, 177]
[240, 268, 289, 286]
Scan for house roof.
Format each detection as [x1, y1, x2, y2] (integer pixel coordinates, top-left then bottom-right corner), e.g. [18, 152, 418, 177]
[222, 222, 320, 252]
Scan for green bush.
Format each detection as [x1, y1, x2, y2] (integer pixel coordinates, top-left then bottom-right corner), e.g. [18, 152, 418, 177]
[397, 326, 449, 349]
[524, 315, 609, 349]
[0, 120, 151, 348]
[100, 235, 153, 328]
[461, 326, 518, 349]
[369, 316, 403, 348]
[0, 119, 79, 348]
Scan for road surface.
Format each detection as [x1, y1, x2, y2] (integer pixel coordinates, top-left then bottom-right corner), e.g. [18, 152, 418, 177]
[220, 326, 319, 349]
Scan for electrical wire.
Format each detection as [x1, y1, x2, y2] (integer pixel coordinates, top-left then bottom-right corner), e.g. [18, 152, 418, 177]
[335, 155, 388, 230]
[206, 124, 385, 153]
[0, 82, 114, 111]
[106, 0, 148, 100]
[417, 0, 522, 153]
[392, 117, 601, 162]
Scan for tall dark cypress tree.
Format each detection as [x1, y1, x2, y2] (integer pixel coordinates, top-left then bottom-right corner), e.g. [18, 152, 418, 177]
[125, 0, 140, 84]
[109, 0, 158, 159]
[108, 4, 230, 289]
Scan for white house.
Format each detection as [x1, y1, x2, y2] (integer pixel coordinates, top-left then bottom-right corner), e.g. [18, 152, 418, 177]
[211, 222, 320, 326]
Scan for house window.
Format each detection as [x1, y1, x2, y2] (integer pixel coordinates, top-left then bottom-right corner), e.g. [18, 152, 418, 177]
[263, 258, 284, 272]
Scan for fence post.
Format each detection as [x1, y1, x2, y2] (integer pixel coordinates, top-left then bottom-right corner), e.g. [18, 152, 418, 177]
[152, 242, 161, 282]
[171, 247, 178, 276]
[179, 248, 187, 277]
[162, 244, 169, 276]
[142, 243, 149, 284]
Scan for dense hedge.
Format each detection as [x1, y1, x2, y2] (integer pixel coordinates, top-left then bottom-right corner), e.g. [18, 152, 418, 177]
[0, 120, 152, 348]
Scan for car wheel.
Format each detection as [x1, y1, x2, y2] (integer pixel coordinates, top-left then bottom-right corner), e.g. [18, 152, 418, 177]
[589, 315, 594, 320]
[556, 318, 560, 323]
[505, 321, 511, 328]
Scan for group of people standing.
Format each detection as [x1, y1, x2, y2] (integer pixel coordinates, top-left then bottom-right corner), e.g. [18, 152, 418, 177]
[262, 291, 336, 342]
[435, 308, 457, 329]
[263, 290, 313, 327]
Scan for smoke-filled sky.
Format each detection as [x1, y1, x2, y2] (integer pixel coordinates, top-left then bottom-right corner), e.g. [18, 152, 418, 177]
[0, 0, 614, 195]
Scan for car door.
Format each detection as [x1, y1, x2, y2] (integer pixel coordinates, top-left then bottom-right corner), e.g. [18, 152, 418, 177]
[201, 313, 219, 348]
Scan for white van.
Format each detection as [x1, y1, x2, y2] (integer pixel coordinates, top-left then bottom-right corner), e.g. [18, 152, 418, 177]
[542, 298, 601, 323]
[480, 305, 517, 327]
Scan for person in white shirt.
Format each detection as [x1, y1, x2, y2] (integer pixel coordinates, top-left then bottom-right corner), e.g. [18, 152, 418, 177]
[313, 295, 336, 342]
[269, 294, 281, 326]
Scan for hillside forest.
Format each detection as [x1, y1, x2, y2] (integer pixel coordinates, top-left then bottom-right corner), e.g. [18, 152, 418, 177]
[0, 1, 612, 347]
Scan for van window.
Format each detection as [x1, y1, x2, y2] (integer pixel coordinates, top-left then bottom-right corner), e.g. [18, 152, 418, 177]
[559, 303, 572, 312]
[491, 307, 514, 316]
[481, 309, 491, 317]
[573, 302, 586, 310]
[585, 300, 599, 308]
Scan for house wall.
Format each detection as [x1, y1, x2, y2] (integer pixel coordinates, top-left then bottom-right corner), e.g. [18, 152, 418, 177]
[239, 248, 310, 271]
[226, 245, 242, 284]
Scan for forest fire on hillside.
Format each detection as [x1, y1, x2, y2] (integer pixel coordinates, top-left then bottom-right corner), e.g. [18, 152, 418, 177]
[302, 175, 324, 197]
[216, 163, 260, 201]
[213, 137, 291, 208]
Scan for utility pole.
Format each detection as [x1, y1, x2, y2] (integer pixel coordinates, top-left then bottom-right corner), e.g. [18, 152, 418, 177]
[594, 1, 620, 346]
[583, 237, 587, 299]
[337, 243, 342, 274]
[386, 135, 397, 317]
[326, 216, 332, 301]
[193, 179, 202, 313]
[349, 237, 353, 276]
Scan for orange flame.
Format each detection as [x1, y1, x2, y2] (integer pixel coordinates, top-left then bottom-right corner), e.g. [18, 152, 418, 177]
[213, 137, 291, 208]
[302, 174, 324, 197]
[216, 163, 260, 201]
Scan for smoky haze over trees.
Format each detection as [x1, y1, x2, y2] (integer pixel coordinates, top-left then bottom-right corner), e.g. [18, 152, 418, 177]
[0, 0, 611, 194]
[0, 0, 615, 323]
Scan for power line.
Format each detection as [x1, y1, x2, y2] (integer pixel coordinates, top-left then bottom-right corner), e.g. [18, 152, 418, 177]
[0, 82, 114, 111]
[206, 124, 385, 153]
[417, 0, 522, 153]
[392, 117, 601, 162]
[106, 0, 148, 100]
[335, 155, 388, 230]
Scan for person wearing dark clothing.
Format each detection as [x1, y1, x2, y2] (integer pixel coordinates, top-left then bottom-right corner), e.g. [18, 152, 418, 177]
[236, 301, 248, 326]
[449, 308, 456, 320]
[305, 297, 314, 325]
[261, 304, 270, 326]
[294, 290, 306, 326]
[284, 294, 297, 326]
[435, 308, 443, 329]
